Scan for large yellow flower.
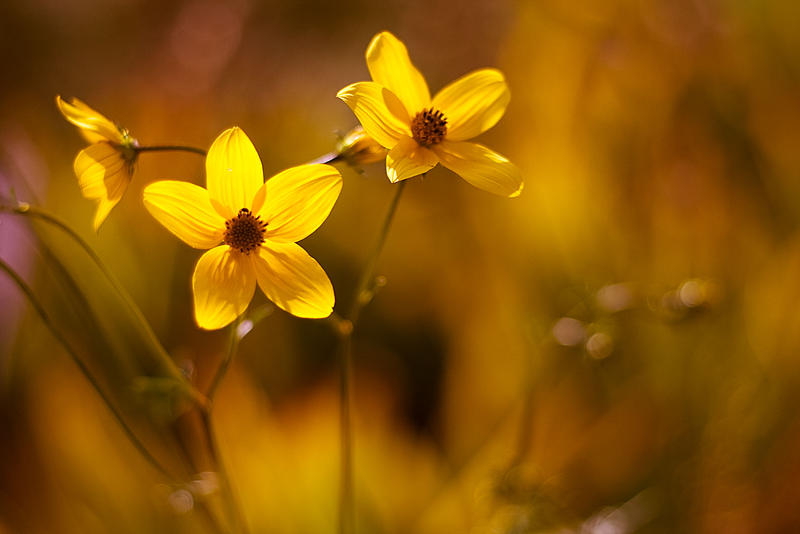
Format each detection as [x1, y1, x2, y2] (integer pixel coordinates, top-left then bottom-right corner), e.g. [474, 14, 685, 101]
[143, 127, 342, 329]
[337, 31, 523, 197]
[56, 96, 139, 230]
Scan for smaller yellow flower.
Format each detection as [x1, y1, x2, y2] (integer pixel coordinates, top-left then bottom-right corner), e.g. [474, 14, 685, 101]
[56, 96, 139, 230]
[336, 126, 388, 167]
[143, 127, 342, 330]
[337, 31, 523, 197]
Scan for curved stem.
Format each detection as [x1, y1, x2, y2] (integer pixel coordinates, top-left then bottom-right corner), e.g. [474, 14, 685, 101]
[0, 258, 176, 481]
[206, 315, 243, 401]
[337, 180, 407, 534]
[346, 180, 406, 323]
[135, 145, 207, 156]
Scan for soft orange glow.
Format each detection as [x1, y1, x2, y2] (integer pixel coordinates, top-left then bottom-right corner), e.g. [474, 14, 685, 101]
[3, 2, 800, 532]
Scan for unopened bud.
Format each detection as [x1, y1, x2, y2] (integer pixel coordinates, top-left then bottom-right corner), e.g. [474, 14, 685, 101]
[336, 126, 387, 166]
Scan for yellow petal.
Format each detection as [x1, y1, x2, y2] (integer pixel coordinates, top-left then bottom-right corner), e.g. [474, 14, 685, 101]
[366, 31, 430, 115]
[92, 199, 122, 232]
[254, 242, 334, 319]
[337, 82, 410, 149]
[206, 127, 264, 216]
[431, 141, 523, 197]
[73, 142, 131, 230]
[143, 181, 225, 249]
[432, 69, 510, 141]
[386, 136, 438, 183]
[56, 95, 123, 144]
[256, 164, 342, 243]
[192, 246, 256, 330]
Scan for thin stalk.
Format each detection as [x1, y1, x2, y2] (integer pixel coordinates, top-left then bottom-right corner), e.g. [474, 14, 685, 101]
[135, 145, 206, 156]
[0, 258, 175, 481]
[337, 331, 355, 534]
[304, 152, 340, 165]
[170, 421, 227, 534]
[337, 180, 407, 534]
[194, 499, 229, 534]
[138, 145, 337, 163]
[347, 180, 407, 323]
[200, 408, 247, 534]
[206, 315, 243, 401]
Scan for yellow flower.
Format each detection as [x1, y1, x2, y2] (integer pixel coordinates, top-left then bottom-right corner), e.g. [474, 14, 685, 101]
[337, 31, 523, 197]
[143, 127, 342, 330]
[56, 96, 139, 230]
[336, 125, 388, 166]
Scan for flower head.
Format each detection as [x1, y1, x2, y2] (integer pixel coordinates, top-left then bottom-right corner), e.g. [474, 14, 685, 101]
[143, 127, 342, 329]
[337, 31, 523, 197]
[56, 96, 139, 230]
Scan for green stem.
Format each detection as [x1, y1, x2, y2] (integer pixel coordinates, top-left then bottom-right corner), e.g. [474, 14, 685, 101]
[337, 180, 407, 534]
[207, 315, 243, 401]
[0, 258, 176, 481]
[347, 180, 406, 322]
[135, 145, 207, 156]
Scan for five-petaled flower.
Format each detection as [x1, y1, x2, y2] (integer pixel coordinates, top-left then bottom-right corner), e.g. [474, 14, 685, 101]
[56, 96, 139, 230]
[143, 127, 342, 330]
[337, 31, 523, 197]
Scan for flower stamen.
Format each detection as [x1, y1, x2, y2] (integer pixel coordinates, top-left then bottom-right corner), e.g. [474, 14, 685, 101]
[411, 108, 447, 146]
[224, 208, 267, 254]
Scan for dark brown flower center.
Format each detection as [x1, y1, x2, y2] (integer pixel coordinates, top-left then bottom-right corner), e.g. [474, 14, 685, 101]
[224, 208, 266, 254]
[411, 108, 447, 146]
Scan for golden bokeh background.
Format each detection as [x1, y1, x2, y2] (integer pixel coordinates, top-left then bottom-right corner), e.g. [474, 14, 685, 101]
[3, 0, 800, 532]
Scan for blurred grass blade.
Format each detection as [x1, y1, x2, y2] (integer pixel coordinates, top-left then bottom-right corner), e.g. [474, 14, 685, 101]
[4, 203, 189, 383]
[0, 257, 175, 479]
[1, 202, 208, 480]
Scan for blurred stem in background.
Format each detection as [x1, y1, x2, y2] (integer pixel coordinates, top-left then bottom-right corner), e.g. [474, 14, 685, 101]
[335, 180, 407, 534]
[201, 314, 249, 534]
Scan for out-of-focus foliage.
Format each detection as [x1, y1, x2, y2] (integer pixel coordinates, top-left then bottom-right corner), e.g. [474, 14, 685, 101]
[2, 0, 800, 532]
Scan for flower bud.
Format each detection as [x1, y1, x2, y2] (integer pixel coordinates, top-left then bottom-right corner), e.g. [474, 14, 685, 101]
[336, 126, 387, 166]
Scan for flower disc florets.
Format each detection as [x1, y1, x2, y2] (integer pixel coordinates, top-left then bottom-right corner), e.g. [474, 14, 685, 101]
[224, 208, 266, 254]
[411, 108, 447, 146]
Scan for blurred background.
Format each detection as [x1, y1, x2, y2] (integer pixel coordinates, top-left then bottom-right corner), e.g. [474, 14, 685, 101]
[2, 0, 800, 532]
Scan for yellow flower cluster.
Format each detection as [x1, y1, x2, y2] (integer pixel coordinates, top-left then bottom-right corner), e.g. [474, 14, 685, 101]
[56, 32, 522, 330]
